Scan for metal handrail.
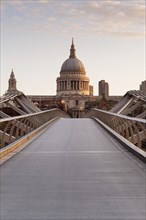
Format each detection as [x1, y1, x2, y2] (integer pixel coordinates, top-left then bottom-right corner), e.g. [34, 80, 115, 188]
[91, 108, 146, 123]
[0, 108, 70, 148]
[87, 108, 146, 150]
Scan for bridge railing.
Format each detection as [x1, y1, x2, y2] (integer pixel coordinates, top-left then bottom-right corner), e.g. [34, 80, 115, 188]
[87, 108, 146, 150]
[0, 109, 70, 149]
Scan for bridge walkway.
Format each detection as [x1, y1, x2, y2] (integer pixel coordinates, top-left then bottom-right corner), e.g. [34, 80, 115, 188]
[1, 118, 146, 220]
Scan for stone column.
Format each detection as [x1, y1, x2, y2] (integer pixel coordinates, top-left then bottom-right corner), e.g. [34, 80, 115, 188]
[74, 81, 75, 90]
[64, 81, 65, 90]
[79, 81, 81, 90]
[77, 81, 79, 90]
[61, 81, 62, 91]
[67, 81, 69, 90]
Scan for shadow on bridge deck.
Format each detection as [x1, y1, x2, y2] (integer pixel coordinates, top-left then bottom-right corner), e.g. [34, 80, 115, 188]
[1, 118, 146, 220]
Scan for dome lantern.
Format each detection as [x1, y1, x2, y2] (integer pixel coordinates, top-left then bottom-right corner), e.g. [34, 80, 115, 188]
[69, 38, 76, 58]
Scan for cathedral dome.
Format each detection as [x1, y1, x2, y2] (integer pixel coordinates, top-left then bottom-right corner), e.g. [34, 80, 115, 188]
[60, 38, 86, 73]
[61, 57, 85, 72]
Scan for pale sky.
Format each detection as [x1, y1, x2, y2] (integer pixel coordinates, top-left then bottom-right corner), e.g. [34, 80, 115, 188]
[1, 0, 145, 96]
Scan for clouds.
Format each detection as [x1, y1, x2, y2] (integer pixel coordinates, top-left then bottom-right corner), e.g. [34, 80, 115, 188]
[1, 0, 145, 38]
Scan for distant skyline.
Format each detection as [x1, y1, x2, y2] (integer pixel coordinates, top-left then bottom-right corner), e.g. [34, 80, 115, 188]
[1, 0, 145, 96]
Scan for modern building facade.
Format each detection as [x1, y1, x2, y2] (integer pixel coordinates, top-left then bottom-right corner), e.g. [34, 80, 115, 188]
[98, 80, 109, 98]
[140, 80, 146, 93]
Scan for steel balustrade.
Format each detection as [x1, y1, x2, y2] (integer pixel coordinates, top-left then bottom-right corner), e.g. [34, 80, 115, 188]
[87, 108, 146, 150]
[0, 109, 70, 148]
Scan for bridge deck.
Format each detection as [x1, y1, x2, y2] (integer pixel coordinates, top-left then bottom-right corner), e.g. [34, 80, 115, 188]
[1, 118, 146, 220]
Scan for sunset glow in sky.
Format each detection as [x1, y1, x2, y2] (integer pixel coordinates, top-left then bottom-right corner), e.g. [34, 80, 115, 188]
[1, 0, 145, 96]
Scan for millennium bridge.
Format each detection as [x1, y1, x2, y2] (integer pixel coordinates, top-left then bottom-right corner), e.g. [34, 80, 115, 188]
[0, 90, 146, 220]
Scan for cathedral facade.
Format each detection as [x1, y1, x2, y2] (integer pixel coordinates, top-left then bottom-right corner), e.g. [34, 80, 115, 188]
[56, 39, 90, 96]
[56, 39, 93, 118]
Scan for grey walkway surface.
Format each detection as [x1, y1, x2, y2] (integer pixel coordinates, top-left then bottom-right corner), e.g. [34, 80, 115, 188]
[1, 118, 146, 220]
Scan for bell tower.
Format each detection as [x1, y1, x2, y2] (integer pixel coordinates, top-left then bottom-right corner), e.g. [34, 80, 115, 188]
[7, 69, 18, 93]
